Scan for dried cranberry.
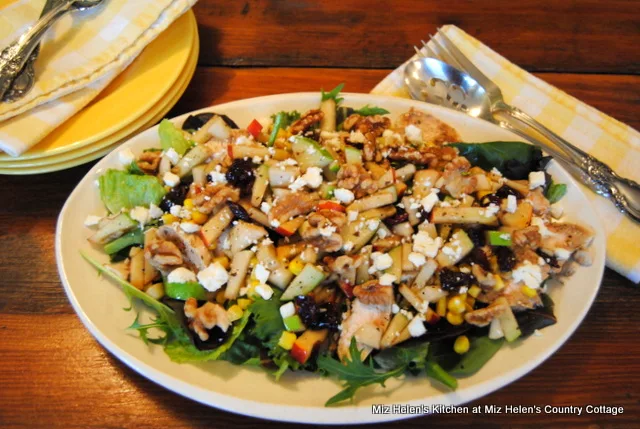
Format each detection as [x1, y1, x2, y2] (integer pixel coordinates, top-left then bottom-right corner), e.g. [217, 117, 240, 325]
[495, 185, 523, 200]
[227, 201, 252, 222]
[479, 193, 501, 207]
[495, 246, 516, 272]
[536, 248, 559, 268]
[159, 180, 191, 212]
[439, 268, 475, 292]
[463, 247, 491, 271]
[294, 296, 341, 331]
[465, 227, 486, 247]
[384, 208, 409, 227]
[225, 159, 256, 196]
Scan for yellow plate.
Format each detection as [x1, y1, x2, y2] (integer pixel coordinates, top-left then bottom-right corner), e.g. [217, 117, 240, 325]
[0, 18, 198, 169]
[0, 30, 198, 174]
[0, 10, 196, 162]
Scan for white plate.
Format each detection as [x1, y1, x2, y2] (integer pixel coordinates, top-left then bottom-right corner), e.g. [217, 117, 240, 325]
[56, 93, 605, 424]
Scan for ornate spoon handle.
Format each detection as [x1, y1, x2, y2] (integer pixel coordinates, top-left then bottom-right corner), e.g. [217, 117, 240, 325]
[0, 0, 74, 101]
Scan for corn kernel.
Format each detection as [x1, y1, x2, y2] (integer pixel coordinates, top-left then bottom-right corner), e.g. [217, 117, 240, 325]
[191, 211, 208, 225]
[278, 331, 297, 350]
[447, 296, 466, 315]
[454, 335, 470, 354]
[436, 296, 448, 317]
[237, 298, 252, 310]
[466, 296, 476, 307]
[477, 190, 493, 199]
[145, 283, 165, 300]
[468, 285, 482, 298]
[288, 257, 305, 275]
[493, 274, 505, 291]
[446, 311, 464, 326]
[215, 290, 227, 304]
[249, 256, 259, 267]
[183, 198, 194, 210]
[227, 305, 244, 322]
[249, 278, 260, 287]
[213, 255, 230, 270]
[521, 285, 538, 298]
[465, 303, 474, 313]
[162, 213, 179, 225]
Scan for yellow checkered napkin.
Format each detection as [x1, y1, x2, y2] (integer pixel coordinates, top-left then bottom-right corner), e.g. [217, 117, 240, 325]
[372, 25, 640, 282]
[0, 0, 196, 157]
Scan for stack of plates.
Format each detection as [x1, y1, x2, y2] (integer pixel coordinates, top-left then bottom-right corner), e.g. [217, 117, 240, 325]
[0, 10, 198, 175]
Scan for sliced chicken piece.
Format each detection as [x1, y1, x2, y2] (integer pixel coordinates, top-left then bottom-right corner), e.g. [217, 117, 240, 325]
[465, 297, 510, 327]
[393, 108, 460, 146]
[533, 218, 596, 258]
[269, 191, 319, 224]
[337, 297, 392, 361]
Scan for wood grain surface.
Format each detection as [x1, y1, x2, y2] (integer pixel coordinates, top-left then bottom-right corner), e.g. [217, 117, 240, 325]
[1, 2, 640, 428]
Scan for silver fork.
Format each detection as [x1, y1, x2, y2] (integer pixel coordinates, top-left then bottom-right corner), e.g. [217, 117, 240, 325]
[418, 30, 640, 223]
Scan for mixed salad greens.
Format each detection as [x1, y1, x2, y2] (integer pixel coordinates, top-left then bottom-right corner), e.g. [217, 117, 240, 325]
[83, 85, 594, 405]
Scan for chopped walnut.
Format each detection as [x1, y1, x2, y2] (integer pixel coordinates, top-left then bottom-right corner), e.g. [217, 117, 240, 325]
[372, 235, 403, 253]
[526, 188, 550, 215]
[353, 280, 394, 306]
[325, 255, 364, 284]
[471, 264, 496, 288]
[290, 109, 324, 135]
[342, 114, 391, 161]
[136, 151, 161, 174]
[302, 210, 347, 252]
[188, 184, 240, 214]
[269, 191, 319, 224]
[336, 164, 378, 198]
[184, 298, 231, 341]
[386, 143, 458, 168]
[308, 210, 347, 228]
[144, 228, 184, 273]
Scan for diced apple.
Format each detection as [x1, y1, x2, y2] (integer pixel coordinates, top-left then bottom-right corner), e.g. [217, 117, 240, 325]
[346, 189, 396, 212]
[238, 201, 271, 227]
[384, 246, 402, 282]
[251, 164, 270, 207]
[345, 146, 362, 165]
[268, 165, 299, 188]
[395, 164, 416, 182]
[431, 207, 498, 225]
[399, 284, 428, 314]
[495, 297, 521, 342]
[281, 264, 326, 301]
[283, 314, 306, 332]
[380, 312, 412, 349]
[275, 216, 305, 236]
[377, 169, 395, 188]
[499, 201, 533, 229]
[436, 229, 475, 268]
[224, 250, 253, 299]
[341, 218, 378, 255]
[412, 169, 440, 198]
[355, 324, 382, 349]
[360, 206, 396, 220]
[173, 145, 212, 178]
[199, 206, 233, 248]
[89, 213, 137, 245]
[504, 179, 530, 196]
[290, 329, 329, 364]
[412, 258, 438, 289]
[229, 221, 268, 254]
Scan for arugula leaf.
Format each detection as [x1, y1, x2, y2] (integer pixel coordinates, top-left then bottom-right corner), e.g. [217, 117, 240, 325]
[353, 105, 390, 116]
[220, 335, 262, 366]
[269, 111, 301, 128]
[321, 83, 345, 104]
[545, 182, 567, 204]
[159, 119, 192, 155]
[81, 251, 186, 342]
[98, 169, 166, 214]
[448, 141, 545, 180]
[318, 339, 406, 406]
[128, 314, 172, 345]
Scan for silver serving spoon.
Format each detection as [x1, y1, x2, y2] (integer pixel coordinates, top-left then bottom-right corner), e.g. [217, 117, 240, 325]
[2, 0, 63, 103]
[404, 57, 640, 223]
[0, 0, 104, 103]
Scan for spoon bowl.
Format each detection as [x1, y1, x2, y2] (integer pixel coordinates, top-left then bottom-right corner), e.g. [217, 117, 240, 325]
[404, 57, 492, 121]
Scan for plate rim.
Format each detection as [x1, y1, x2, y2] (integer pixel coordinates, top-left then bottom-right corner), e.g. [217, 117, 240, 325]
[56, 92, 605, 424]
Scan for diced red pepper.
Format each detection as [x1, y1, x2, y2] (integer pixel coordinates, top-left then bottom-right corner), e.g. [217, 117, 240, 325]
[339, 281, 354, 298]
[227, 144, 233, 159]
[318, 201, 346, 213]
[246, 119, 263, 138]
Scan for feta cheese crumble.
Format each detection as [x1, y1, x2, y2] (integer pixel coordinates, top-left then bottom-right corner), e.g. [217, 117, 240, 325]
[379, 273, 396, 286]
[512, 261, 543, 289]
[168, 267, 197, 284]
[180, 222, 201, 233]
[197, 262, 229, 292]
[334, 188, 355, 204]
[84, 215, 102, 227]
[407, 315, 427, 337]
[529, 171, 546, 189]
[391, 304, 400, 314]
[118, 148, 135, 166]
[164, 148, 180, 165]
[506, 195, 517, 213]
[255, 284, 274, 300]
[130, 206, 150, 226]
[318, 225, 337, 237]
[347, 210, 359, 222]
[369, 252, 393, 273]
[254, 263, 271, 284]
[302, 167, 323, 189]
[349, 130, 366, 143]
[404, 124, 423, 144]
[420, 189, 440, 213]
[163, 171, 180, 187]
[149, 203, 163, 219]
[412, 231, 442, 258]
[279, 302, 295, 319]
[408, 252, 426, 267]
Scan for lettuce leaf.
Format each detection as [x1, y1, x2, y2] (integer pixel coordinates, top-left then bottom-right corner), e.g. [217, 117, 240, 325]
[159, 119, 192, 155]
[98, 169, 166, 214]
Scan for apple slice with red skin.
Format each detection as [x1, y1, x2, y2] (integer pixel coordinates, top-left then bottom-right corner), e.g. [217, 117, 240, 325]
[290, 329, 329, 364]
[275, 216, 305, 236]
[317, 200, 345, 213]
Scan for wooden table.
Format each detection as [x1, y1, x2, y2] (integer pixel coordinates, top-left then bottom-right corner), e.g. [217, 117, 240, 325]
[1, 1, 639, 427]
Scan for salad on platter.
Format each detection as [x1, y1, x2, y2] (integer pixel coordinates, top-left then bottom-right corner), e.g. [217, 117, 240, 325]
[82, 85, 595, 405]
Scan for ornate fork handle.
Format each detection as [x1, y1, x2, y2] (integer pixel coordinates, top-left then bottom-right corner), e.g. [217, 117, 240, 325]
[495, 101, 640, 222]
[0, 0, 74, 100]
